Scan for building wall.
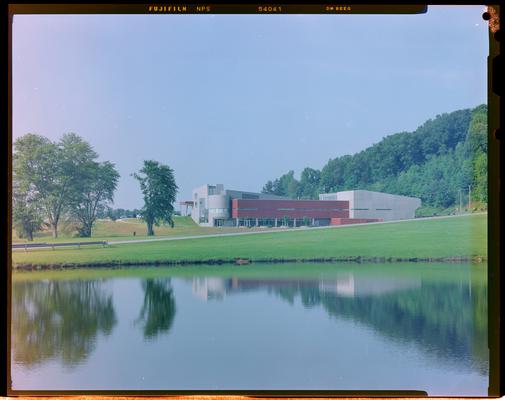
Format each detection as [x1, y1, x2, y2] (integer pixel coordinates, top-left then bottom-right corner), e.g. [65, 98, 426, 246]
[193, 186, 420, 226]
[208, 194, 230, 224]
[232, 199, 349, 219]
[330, 217, 382, 225]
[192, 184, 289, 226]
[191, 185, 212, 225]
[320, 190, 421, 221]
[225, 190, 287, 201]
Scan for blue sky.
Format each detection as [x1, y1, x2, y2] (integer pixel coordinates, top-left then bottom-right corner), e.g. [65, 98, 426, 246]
[12, 6, 488, 209]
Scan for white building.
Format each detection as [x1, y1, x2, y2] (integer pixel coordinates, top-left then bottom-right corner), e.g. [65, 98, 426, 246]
[191, 184, 287, 227]
[319, 190, 421, 221]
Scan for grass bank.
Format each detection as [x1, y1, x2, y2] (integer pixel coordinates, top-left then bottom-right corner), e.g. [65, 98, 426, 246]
[12, 216, 276, 244]
[12, 262, 487, 284]
[11, 214, 487, 268]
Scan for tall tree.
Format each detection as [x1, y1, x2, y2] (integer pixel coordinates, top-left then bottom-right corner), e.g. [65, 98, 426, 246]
[465, 105, 487, 204]
[298, 167, 321, 199]
[13, 134, 61, 237]
[69, 161, 120, 237]
[261, 180, 275, 194]
[13, 133, 98, 238]
[12, 191, 43, 241]
[133, 160, 178, 236]
[277, 170, 299, 199]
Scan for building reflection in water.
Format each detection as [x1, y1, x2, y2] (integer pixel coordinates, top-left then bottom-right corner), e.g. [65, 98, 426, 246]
[11, 268, 487, 379]
[191, 273, 422, 300]
[189, 270, 487, 374]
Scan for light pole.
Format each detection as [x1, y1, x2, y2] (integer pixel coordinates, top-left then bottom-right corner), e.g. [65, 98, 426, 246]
[468, 185, 472, 211]
[459, 189, 463, 214]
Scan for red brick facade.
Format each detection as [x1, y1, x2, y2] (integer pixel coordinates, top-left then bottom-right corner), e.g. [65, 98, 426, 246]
[231, 199, 349, 219]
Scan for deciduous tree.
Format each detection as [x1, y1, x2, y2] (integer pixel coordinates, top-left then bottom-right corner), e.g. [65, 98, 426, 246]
[69, 161, 120, 237]
[12, 192, 43, 241]
[13, 133, 98, 238]
[133, 160, 178, 236]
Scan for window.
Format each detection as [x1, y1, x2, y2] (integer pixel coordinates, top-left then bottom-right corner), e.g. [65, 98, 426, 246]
[209, 208, 227, 213]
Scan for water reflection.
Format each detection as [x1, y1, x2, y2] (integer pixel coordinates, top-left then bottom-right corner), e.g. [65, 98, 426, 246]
[190, 272, 487, 373]
[135, 278, 176, 340]
[11, 264, 488, 389]
[191, 274, 422, 300]
[11, 280, 116, 368]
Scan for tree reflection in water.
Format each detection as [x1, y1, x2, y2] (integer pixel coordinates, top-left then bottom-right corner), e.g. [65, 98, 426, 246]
[11, 280, 116, 367]
[135, 278, 176, 340]
[272, 279, 488, 374]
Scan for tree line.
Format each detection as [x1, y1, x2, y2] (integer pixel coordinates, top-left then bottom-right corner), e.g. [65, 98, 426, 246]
[13, 133, 178, 240]
[97, 207, 142, 221]
[262, 104, 488, 213]
[99, 207, 181, 221]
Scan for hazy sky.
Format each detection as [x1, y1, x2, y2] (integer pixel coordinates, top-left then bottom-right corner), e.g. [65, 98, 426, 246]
[12, 6, 488, 209]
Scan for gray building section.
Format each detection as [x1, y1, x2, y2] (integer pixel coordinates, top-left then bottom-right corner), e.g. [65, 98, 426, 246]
[191, 184, 286, 227]
[319, 190, 421, 221]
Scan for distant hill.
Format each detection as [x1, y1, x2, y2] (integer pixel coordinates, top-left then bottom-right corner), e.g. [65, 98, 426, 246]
[262, 104, 487, 215]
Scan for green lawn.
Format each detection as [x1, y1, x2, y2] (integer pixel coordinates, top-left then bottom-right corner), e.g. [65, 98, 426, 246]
[12, 215, 274, 244]
[12, 214, 487, 267]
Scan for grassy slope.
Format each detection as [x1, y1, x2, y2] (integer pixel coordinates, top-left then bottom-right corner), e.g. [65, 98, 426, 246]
[12, 216, 274, 244]
[12, 214, 487, 266]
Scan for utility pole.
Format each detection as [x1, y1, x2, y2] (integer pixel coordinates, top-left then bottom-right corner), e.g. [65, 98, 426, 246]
[468, 185, 471, 211]
[459, 189, 462, 214]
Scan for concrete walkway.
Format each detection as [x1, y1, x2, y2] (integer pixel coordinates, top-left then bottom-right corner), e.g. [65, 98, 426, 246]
[107, 212, 486, 246]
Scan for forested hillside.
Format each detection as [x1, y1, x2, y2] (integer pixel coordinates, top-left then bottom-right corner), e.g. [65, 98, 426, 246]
[262, 105, 487, 216]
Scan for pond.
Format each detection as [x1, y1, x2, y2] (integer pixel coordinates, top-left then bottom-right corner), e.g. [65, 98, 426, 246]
[10, 262, 488, 395]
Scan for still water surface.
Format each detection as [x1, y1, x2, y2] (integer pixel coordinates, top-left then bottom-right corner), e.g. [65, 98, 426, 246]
[11, 263, 488, 395]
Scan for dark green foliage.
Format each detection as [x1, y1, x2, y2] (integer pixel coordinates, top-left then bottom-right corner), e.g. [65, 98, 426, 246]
[133, 160, 178, 236]
[13, 133, 119, 238]
[13, 134, 66, 238]
[70, 161, 120, 237]
[261, 180, 275, 194]
[12, 194, 43, 241]
[262, 105, 487, 211]
[298, 167, 321, 199]
[465, 104, 487, 203]
[262, 170, 299, 198]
